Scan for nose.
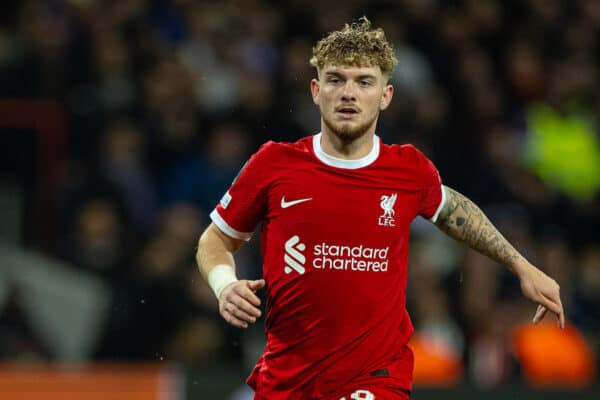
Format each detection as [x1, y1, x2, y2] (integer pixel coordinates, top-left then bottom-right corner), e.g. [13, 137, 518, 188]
[341, 81, 357, 102]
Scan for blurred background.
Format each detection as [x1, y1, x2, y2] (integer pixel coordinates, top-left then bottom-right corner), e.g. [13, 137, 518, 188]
[0, 0, 599, 399]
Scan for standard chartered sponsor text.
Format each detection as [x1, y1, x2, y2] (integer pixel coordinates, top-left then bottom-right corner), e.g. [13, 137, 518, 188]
[313, 242, 389, 272]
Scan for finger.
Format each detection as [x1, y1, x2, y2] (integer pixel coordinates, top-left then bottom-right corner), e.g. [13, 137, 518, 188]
[221, 309, 248, 329]
[541, 293, 563, 316]
[225, 302, 258, 324]
[532, 305, 543, 323]
[533, 305, 547, 324]
[556, 295, 565, 329]
[248, 279, 266, 291]
[540, 293, 566, 328]
[558, 308, 565, 329]
[234, 295, 262, 317]
[239, 284, 262, 307]
[555, 298, 565, 329]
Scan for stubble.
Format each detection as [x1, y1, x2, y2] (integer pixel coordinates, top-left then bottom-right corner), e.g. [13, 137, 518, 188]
[322, 109, 379, 144]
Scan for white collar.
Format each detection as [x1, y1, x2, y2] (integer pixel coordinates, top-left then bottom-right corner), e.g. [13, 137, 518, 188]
[312, 132, 380, 169]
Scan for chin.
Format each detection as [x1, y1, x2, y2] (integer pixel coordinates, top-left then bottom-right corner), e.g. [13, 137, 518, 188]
[324, 116, 376, 143]
[334, 125, 366, 141]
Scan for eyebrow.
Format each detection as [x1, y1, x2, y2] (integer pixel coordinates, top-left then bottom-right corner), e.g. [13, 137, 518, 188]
[324, 71, 377, 80]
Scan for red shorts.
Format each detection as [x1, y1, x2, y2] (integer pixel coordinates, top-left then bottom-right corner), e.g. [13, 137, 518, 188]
[252, 345, 414, 400]
[330, 387, 411, 400]
[255, 387, 410, 400]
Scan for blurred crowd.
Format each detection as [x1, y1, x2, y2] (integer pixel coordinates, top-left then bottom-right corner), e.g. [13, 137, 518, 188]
[0, 0, 599, 389]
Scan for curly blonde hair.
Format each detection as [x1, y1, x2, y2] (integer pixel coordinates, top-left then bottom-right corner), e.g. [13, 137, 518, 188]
[310, 16, 398, 77]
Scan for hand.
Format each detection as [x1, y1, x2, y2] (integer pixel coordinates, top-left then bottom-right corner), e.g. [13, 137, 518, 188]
[518, 263, 565, 328]
[218, 279, 265, 328]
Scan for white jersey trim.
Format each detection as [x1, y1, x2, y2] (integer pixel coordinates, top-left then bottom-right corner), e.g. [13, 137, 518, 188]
[313, 133, 380, 169]
[430, 185, 447, 223]
[210, 209, 253, 241]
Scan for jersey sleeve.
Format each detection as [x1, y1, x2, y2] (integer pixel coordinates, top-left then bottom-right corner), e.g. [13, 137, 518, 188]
[210, 141, 274, 241]
[415, 148, 446, 222]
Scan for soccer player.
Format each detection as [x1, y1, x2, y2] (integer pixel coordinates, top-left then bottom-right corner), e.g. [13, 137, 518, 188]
[196, 17, 564, 400]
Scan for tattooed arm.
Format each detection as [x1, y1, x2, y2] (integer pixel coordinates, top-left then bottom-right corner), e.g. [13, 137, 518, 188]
[434, 186, 565, 328]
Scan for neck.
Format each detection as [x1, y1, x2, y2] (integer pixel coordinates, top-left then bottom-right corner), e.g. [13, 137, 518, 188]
[320, 127, 375, 160]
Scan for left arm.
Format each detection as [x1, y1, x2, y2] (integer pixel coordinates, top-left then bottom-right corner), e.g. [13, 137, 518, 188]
[434, 185, 565, 328]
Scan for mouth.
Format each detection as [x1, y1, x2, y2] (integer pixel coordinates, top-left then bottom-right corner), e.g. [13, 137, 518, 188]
[335, 106, 360, 119]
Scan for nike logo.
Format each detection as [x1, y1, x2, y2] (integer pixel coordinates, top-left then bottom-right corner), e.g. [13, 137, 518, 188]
[281, 196, 313, 209]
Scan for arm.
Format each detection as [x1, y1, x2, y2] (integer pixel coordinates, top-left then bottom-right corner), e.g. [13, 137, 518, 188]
[197, 223, 264, 328]
[434, 185, 565, 328]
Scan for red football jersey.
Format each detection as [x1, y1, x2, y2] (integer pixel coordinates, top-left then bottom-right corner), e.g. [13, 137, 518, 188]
[211, 133, 445, 399]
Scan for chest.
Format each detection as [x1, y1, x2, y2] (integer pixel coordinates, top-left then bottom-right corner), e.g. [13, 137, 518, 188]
[264, 167, 420, 240]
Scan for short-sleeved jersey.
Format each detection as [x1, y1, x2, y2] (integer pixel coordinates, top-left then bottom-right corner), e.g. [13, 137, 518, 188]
[211, 133, 445, 399]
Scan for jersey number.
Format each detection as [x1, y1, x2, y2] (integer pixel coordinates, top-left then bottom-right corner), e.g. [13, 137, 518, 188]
[340, 389, 375, 400]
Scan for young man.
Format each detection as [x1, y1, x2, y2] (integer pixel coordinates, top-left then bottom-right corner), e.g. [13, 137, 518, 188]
[196, 17, 564, 400]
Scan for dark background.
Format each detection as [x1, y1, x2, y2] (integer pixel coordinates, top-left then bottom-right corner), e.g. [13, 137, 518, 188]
[0, 0, 598, 398]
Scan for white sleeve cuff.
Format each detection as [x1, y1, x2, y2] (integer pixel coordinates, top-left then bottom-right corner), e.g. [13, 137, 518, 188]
[210, 209, 253, 241]
[429, 185, 447, 223]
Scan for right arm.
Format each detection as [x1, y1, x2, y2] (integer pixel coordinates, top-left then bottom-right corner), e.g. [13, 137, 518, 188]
[197, 223, 264, 328]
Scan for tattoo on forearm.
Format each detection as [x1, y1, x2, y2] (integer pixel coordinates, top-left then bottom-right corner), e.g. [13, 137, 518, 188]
[435, 187, 521, 268]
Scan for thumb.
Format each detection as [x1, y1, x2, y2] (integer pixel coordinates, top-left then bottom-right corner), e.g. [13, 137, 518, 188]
[532, 305, 547, 324]
[248, 279, 266, 291]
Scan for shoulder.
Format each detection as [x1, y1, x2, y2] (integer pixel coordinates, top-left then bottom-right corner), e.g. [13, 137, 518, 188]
[380, 142, 431, 164]
[379, 142, 440, 185]
[252, 136, 313, 161]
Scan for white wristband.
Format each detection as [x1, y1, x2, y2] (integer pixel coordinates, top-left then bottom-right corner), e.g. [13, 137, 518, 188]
[208, 264, 238, 299]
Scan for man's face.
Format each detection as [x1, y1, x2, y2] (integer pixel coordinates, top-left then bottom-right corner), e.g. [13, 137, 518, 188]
[311, 64, 393, 142]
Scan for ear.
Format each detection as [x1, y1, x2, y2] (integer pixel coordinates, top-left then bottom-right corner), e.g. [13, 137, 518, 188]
[379, 84, 394, 111]
[310, 78, 320, 105]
